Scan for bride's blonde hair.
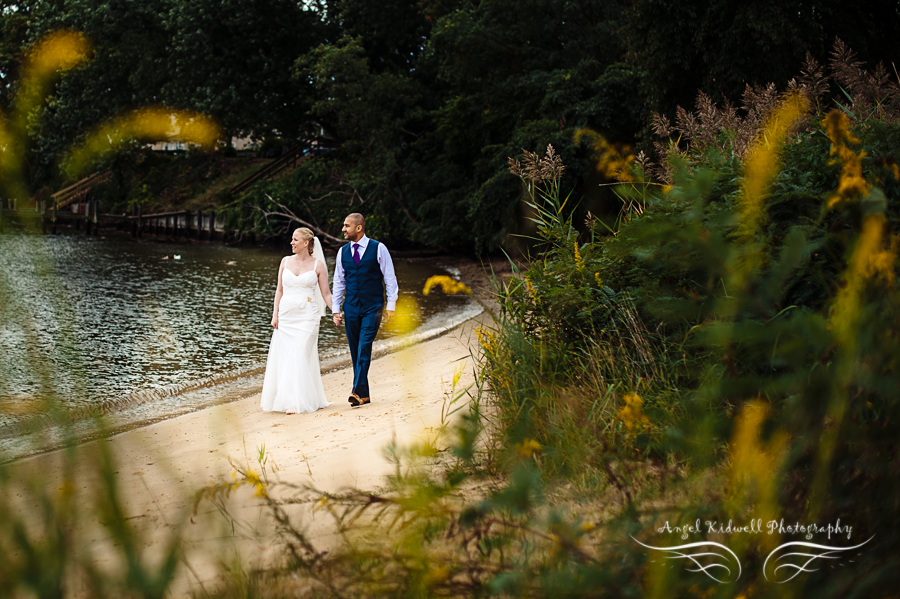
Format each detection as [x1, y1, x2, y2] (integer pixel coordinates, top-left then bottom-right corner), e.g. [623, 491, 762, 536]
[295, 227, 315, 255]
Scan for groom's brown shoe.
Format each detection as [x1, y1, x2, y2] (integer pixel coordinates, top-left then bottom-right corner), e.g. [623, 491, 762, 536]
[348, 392, 360, 407]
[353, 397, 370, 407]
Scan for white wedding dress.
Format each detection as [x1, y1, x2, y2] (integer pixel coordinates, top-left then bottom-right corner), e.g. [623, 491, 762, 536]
[260, 266, 331, 414]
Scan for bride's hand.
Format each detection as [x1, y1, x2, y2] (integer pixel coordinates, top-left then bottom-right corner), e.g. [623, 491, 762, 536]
[271, 315, 278, 329]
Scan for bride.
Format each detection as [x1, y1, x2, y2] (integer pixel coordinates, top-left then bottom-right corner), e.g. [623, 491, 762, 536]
[260, 227, 334, 414]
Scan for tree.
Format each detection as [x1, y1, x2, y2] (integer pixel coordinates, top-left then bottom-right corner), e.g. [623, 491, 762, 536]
[163, 0, 327, 141]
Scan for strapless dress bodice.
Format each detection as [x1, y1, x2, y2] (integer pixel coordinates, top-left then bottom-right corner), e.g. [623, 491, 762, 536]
[280, 269, 320, 316]
[284, 269, 318, 290]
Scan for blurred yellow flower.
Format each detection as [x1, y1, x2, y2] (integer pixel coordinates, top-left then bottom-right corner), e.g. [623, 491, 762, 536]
[422, 275, 472, 295]
[573, 128, 635, 181]
[740, 93, 807, 238]
[823, 110, 869, 209]
[26, 29, 90, 76]
[524, 276, 540, 304]
[422, 566, 450, 586]
[515, 438, 542, 458]
[389, 296, 421, 335]
[617, 393, 650, 430]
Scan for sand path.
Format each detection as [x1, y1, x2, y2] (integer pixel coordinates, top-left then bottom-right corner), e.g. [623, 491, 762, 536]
[10, 316, 487, 596]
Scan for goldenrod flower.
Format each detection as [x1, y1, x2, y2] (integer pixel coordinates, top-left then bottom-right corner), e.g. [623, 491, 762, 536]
[422, 566, 450, 586]
[573, 128, 635, 181]
[594, 272, 602, 287]
[617, 393, 650, 430]
[515, 438, 542, 458]
[422, 275, 472, 295]
[474, 326, 496, 351]
[573, 242, 584, 270]
[524, 276, 540, 304]
[822, 110, 869, 208]
[390, 296, 420, 335]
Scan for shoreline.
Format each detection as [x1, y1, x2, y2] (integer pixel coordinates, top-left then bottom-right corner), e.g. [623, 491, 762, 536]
[0, 301, 484, 465]
[9, 309, 493, 597]
[0, 234, 508, 463]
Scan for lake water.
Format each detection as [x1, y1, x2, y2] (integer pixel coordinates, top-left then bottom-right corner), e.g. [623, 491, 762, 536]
[0, 231, 480, 458]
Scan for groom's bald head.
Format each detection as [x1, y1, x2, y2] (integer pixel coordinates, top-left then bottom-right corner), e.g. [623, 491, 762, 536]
[342, 213, 366, 242]
[347, 213, 365, 229]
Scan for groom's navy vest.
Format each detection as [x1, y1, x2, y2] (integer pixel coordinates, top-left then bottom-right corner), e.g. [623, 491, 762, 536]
[341, 239, 385, 313]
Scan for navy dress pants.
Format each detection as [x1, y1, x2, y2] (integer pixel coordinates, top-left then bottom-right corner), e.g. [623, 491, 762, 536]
[344, 305, 382, 398]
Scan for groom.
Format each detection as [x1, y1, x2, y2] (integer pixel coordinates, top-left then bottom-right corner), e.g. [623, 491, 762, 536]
[331, 213, 399, 407]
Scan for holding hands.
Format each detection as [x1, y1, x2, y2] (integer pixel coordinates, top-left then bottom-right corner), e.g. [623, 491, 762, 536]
[332, 311, 392, 326]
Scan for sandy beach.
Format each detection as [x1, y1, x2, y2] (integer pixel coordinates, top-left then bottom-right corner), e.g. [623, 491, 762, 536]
[7, 306, 490, 596]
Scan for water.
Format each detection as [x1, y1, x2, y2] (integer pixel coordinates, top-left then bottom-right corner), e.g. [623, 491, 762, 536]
[0, 231, 481, 458]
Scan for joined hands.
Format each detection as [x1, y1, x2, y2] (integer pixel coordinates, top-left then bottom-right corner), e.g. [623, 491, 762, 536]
[332, 311, 394, 326]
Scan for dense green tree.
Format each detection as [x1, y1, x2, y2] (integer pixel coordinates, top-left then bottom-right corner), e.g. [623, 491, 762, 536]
[289, 0, 634, 251]
[0, 1, 36, 109]
[21, 0, 172, 185]
[331, 0, 432, 73]
[163, 0, 326, 141]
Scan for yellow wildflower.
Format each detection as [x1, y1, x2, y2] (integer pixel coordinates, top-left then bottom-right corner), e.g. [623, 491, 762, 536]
[474, 326, 495, 351]
[524, 276, 540, 303]
[422, 566, 450, 586]
[822, 110, 869, 208]
[573, 128, 635, 181]
[740, 93, 808, 238]
[730, 401, 789, 547]
[515, 438, 542, 458]
[617, 393, 650, 430]
[422, 275, 472, 295]
[594, 272, 602, 287]
[573, 242, 584, 270]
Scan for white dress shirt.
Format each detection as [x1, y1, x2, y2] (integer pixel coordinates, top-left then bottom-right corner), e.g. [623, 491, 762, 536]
[331, 235, 399, 313]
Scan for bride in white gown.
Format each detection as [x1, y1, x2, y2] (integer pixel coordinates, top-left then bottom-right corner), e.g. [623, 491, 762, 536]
[260, 227, 334, 414]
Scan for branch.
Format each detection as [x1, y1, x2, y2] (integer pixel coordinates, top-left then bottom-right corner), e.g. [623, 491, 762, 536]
[258, 195, 344, 247]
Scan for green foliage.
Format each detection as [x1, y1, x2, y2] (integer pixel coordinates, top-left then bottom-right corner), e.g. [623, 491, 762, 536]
[473, 107, 900, 594]
[26, 0, 173, 187]
[163, 0, 324, 140]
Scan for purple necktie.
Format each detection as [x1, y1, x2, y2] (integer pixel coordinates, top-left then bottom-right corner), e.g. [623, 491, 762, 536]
[353, 243, 361, 265]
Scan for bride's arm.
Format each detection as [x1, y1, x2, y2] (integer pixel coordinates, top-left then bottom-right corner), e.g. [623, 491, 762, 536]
[272, 258, 285, 328]
[316, 260, 334, 311]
